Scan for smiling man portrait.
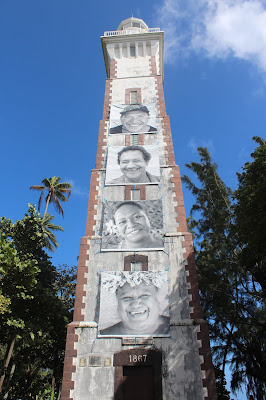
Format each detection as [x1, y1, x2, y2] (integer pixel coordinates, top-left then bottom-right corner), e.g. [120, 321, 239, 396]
[110, 104, 157, 134]
[106, 145, 160, 185]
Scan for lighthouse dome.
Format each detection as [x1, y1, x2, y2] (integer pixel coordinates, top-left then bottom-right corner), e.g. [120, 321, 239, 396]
[117, 17, 148, 34]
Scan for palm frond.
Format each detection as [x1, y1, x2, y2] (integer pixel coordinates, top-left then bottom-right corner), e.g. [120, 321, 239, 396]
[41, 213, 63, 251]
[42, 177, 53, 187]
[43, 233, 58, 252]
[54, 191, 70, 202]
[42, 214, 64, 232]
[38, 190, 45, 212]
[56, 188, 72, 193]
[56, 182, 72, 189]
[30, 185, 45, 191]
[52, 197, 64, 217]
[31, 177, 72, 218]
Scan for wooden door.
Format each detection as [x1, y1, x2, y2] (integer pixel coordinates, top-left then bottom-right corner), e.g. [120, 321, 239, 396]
[122, 366, 155, 400]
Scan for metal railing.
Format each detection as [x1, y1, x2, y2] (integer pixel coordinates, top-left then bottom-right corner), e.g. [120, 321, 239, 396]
[103, 28, 161, 37]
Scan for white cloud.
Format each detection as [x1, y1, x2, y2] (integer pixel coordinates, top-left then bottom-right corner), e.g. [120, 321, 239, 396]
[251, 86, 265, 97]
[154, 0, 266, 74]
[188, 138, 198, 153]
[64, 178, 88, 198]
[188, 137, 215, 154]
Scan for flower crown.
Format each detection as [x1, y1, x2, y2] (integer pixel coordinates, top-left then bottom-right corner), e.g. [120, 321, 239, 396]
[101, 271, 167, 292]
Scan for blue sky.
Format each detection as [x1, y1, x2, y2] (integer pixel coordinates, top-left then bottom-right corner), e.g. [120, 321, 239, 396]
[1, 1, 265, 397]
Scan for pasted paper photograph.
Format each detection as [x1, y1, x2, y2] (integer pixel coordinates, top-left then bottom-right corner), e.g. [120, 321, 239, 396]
[105, 144, 160, 185]
[101, 200, 164, 252]
[109, 103, 157, 134]
[98, 271, 170, 337]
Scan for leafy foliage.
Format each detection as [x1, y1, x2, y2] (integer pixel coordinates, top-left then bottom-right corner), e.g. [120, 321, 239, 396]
[234, 136, 266, 291]
[214, 365, 230, 400]
[30, 176, 72, 218]
[42, 213, 64, 252]
[182, 139, 266, 399]
[0, 205, 77, 398]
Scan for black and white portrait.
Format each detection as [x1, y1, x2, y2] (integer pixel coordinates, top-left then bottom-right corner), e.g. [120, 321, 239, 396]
[98, 271, 170, 337]
[101, 200, 164, 251]
[109, 103, 157, 134]
[105, 145, 160, 185]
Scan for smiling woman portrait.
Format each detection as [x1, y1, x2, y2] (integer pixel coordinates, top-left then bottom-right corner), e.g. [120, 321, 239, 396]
[101, 200, 164, 251]
[98, 271, 170, 336]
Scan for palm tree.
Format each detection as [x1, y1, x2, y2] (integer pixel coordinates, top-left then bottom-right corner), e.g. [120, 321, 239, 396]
[42, 213, 64, 252]
[30, 177, 72, 218]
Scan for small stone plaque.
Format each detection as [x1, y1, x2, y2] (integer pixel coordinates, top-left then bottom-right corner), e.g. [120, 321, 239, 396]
[104, 357, 112, 367]
[122, 338, 154, 346]
[79, 358, 86, 367]
[89, 355, 101, 367]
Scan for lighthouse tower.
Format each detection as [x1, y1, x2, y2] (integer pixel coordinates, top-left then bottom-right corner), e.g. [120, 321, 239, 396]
[61, 17, 217, 400]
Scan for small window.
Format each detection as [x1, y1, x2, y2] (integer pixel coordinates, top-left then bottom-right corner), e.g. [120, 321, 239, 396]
[130, 45, 136, 57]
[124, 255, 148, 271]
[130, 91, 138, 104]
[131, 134, 139, 145]
[130, 262, 142, 271]
[131, 189, 140, 201]
[132, 22, 140, 28]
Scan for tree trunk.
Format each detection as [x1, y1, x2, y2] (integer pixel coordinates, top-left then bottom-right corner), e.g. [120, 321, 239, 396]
[50, 375, 55, 400]
[3, 362, 16, 399]
[221, 341, 229, 382]
[57, 387, 61, 400]
[0, 333, 16, 393]
[43, 192, 51, 219]
[51, 350, 59, 400]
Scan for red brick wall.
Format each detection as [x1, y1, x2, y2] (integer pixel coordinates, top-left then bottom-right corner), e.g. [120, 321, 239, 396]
[110, 59, 117, 79]
[124, 255, 148, 271]
[61, 47, 217, 400]
[125, 185, 146, 200]
[125, 88, 142, 104]
[153, 63, 217, 400]
[61, 323, 78, 400]
[61, 75, 113, 400]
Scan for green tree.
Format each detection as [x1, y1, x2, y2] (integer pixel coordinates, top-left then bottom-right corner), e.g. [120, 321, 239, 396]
[49, 264, 77, 399]
[2, 263, 76, 400]
[0, 206, 77, 399]
[182, 147, 237, 377]
[54, 264, 77, 313]
[42, 213, 64, 252]
[234, 136, 266, 292]
[0, 206, 43, 393]
[214, 365, 230, 400]
[182, 145, 266, 398]
[232, 136, 266, 398]
[30, 176, 72, 218]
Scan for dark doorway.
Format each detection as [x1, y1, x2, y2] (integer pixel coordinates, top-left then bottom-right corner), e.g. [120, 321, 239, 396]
[114, 349, 162, 400]
[122, 366, 155, 400]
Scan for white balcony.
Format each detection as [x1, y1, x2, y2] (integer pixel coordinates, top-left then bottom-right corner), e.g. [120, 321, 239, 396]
[103, 28, 161, 37]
